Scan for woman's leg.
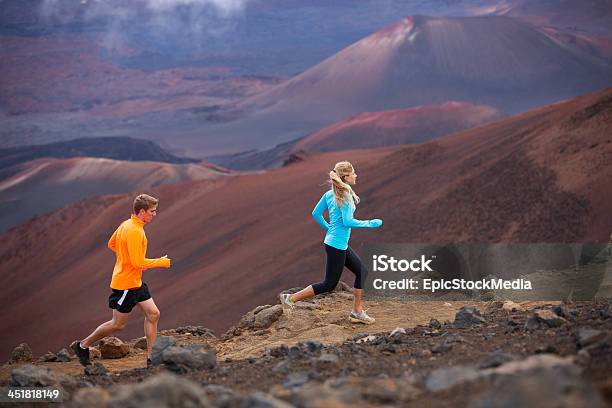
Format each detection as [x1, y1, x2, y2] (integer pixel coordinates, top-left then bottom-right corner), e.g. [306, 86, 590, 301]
[344, 246, 366, 312]
[292, 244, 346, 302]
[353, 289, 363, 312]
[290, 285, 315, 302]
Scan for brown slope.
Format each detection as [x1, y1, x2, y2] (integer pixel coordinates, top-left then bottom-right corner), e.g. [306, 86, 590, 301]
[292, 101, 500, 153]
[0, 157, 229, 233]
[0, 88, 611, 360]
[369, 89, 612, 243]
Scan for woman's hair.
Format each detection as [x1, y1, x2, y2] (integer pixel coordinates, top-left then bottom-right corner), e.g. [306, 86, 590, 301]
[329, 161, 360, 207]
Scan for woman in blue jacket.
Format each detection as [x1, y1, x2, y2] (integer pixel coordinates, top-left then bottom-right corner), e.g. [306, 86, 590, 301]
[280, 161, 382, 324]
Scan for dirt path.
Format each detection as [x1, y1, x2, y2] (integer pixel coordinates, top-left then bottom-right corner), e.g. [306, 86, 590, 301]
[217, 294, 549, 359]
[0, 295, 551, 382]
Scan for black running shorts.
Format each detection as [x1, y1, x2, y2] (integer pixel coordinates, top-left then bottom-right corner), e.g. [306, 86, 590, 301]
[109, 282, 151, 313]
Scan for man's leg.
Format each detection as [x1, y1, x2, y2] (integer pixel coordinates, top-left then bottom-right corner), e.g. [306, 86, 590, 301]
[81, 309, 131, 348]
[73, 310, 130, 366]
[137, 298, 160, 358]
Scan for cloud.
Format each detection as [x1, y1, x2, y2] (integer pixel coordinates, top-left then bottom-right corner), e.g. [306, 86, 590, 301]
[38, 0, 252, 56]
[144, 0, 248, 16]
[40, 0, 251, 21]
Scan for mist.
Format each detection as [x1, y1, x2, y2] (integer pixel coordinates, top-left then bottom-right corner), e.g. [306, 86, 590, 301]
[38, 0, 252, 59]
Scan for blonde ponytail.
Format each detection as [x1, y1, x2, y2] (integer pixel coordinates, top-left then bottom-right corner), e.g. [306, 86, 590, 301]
[328, 161, 360, 207]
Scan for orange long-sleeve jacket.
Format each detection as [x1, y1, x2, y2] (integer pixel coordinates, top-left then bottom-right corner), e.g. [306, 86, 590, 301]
[108, 214, 171, 290]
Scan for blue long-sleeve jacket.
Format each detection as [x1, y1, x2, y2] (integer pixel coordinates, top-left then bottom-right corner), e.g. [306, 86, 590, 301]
[312, 190, 379, 250]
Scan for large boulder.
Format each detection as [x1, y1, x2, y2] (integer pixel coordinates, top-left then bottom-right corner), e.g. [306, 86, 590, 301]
[478, 350, 517, 369]
[161, 345, 217, 373]
[502, 301, 524, 312]
[72, 373, 213, 408]
[534, 310, 567, 327]
[56, 348, 72, 362]
[226, 304, 284, 338]
[10, 364, 74, 388]
[576, 328, 606, 348]
[254, 305, 284, 329]
[85, 362, 109, 376]
[72, 388, 110, 408]
[10, 364, 77, 398]
[150, 336, 216, 372]
[10, 343, 33, 363]
[469, 364, 605, 408]
[453, 306, 486, 328]
[132, 337, 148, 350]
[425, 354, 580, 393]
[334, 281, 353, 292]
[175, 326, 216, 338]
[150, 336, 176, 365]
[242, 392, 295, 408]
[202, 385, 242, 407]
[90, 347, 102, 359]
[38, 352, 58, 362]
[290, 376, 421, 407]
[525, 309, 570, 330]
[99, 337, 130, 359]
[425, 365, 482, 392]
[425, 354, 579, 393]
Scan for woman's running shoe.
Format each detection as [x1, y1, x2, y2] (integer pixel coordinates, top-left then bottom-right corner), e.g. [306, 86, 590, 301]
[279, 293, 295, 309]
[349, 310, 375, 324]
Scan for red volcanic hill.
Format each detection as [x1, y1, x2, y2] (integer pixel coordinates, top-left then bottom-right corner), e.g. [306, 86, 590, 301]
[191, 15, 612, 155]
[0, 88, 611, 359]
[209, 101, 500, 170]
[0, 157, 228, 233]
[293, 102, 500, 153]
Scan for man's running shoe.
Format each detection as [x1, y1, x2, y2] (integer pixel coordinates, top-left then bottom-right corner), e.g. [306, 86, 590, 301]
[279, 293, 295, 309]
[71, 340, 91, 366]
[349, 310, 375, 325]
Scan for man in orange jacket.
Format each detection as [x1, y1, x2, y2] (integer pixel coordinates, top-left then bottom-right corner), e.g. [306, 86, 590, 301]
[72, 194, 171, 367]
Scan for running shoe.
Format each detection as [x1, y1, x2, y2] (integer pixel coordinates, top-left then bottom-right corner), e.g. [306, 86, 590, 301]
[279, 293, 295, 309]
[71, 340, 91, 366]
[349, 310, 375, 325]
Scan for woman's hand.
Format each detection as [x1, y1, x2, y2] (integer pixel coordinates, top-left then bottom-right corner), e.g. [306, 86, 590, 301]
[369, 219, 383, 228]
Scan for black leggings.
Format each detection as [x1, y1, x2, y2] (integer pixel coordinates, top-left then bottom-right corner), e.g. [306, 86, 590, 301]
[312, 244, 366, 295]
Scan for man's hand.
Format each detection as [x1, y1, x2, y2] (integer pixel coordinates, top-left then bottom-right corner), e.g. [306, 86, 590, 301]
[161, 255, 172, 268]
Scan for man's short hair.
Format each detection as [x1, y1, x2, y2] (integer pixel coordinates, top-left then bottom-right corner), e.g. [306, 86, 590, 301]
[133, 194, 158, 214]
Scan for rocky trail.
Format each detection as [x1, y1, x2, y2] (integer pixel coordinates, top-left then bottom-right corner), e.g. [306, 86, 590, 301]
[2, 286, 611, 407]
